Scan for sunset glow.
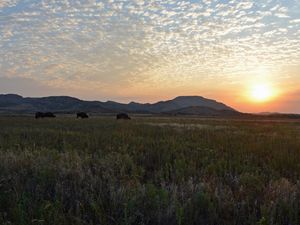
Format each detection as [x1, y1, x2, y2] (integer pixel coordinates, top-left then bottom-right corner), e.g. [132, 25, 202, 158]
[0, 0, 299, 113]
[250, 84, 274, 102]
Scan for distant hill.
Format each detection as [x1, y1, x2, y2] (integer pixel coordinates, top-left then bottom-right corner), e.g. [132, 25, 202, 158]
[255, 112, 300, 119]
[141, 96, 236, 113]
[0, 94, 110, 113]
[166, 106, 241, 116]
[0, 94, 238, 115]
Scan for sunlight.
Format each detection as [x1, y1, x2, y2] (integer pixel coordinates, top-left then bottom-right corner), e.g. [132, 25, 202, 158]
[250, 83, 274, 102]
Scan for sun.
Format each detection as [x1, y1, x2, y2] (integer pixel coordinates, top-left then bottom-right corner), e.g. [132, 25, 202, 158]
[250, 83, 273, 102]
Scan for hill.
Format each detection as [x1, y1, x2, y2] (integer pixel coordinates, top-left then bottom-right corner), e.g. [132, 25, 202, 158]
[165, 106, 241, 116]
[0, 94, 111, 113]
[0, 94, 238, 115]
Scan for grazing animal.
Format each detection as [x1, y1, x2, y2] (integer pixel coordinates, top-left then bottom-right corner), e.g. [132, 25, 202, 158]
[116, 113, 131, 120]
[77, 112, 89, 119]
[35, 112, 56, 119]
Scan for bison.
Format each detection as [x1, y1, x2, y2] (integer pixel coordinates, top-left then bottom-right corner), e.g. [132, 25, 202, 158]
[116, 113, 131, 120]
[35, 112, 56, 119]
[77, 112, 89, 119]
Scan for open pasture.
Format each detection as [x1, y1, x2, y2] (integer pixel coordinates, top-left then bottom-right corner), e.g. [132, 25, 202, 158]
[0, 116, 300, 225]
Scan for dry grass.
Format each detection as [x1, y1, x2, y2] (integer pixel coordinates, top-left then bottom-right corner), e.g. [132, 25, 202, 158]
[0, 116, 299, 225]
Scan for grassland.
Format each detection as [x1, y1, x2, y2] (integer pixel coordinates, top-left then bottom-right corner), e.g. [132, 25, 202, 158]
[0, 116, 299, 225]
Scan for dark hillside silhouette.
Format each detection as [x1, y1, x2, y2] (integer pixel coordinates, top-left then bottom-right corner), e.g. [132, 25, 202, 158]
[0, 94, 237, 115]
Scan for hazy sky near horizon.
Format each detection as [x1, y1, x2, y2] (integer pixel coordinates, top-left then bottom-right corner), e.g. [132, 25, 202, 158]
[0, 0, 300, 113]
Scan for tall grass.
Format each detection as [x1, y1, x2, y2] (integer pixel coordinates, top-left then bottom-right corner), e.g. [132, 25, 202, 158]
[0, 117, 299, 225]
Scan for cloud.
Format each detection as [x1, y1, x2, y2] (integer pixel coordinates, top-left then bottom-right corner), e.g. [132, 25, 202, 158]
[0, 0, 299, 103]
[0, 1, 18, 9]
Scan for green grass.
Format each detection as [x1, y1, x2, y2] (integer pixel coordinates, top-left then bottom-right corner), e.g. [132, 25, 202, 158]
[0, 116, 299, 225]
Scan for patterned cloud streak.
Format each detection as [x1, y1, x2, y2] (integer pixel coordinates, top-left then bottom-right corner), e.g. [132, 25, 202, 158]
[0, 0, 299, 109]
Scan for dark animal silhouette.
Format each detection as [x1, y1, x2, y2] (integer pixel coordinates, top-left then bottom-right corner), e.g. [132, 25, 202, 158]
[116, 113, 131, 120]
[35, 112, 56, 119]
[77, 112, 89, 119]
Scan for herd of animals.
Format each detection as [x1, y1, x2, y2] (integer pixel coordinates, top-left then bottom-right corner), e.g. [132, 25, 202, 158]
[35, 112, 131, 120]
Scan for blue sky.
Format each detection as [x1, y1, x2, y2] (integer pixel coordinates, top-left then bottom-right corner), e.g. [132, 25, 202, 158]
[0, 0, 299, 112]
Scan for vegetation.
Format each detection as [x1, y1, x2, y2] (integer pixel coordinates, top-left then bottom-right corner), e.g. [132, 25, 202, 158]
[0, 116, 299, 225]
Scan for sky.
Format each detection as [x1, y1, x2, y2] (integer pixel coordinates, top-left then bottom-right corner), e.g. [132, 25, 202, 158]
[0, 0, 299, 113]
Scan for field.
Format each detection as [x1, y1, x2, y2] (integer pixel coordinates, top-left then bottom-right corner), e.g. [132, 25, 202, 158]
[0, 116, 300, 225]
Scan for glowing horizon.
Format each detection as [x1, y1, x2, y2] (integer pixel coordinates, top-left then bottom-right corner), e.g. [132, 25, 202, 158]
[0, 0, 299, 113]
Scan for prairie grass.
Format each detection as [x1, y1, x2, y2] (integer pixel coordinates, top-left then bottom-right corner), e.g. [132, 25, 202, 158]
[0, 116, 299, 225]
